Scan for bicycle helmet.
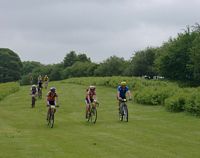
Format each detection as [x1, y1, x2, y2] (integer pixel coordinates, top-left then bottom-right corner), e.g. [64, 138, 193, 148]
[32, 85, 36, 88]
[50, 87, 56, 92]
[120, 81, 126, 86]
[89, 85, 95, 90]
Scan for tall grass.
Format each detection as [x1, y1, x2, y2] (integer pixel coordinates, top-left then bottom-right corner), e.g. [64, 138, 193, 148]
[0, 82, 20, 101]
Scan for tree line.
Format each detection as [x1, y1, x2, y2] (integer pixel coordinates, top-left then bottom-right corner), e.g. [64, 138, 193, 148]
[1, 24, 200, 85]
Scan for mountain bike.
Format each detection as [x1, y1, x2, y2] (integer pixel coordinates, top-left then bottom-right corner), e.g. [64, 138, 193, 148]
[47, 105, 59, 128]
[119, 99, 128, 122]
[87, 101, 99, 124]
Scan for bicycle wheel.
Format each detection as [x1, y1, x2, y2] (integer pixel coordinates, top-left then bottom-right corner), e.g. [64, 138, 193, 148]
[91, 107, 97, 124]
[38, 90, 42, 99]
[123, 105, 128, 122]
[119, 104, 124, 121]
[32, 96, 35, 108]
[88, 108, 97, 123]
[49, 113, 54, 128]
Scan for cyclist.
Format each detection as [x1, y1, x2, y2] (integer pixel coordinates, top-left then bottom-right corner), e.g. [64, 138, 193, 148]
[43, 75, 49, 89]
[117, 81, 132, 109]
[37, 75, 43, 98]
[85, 85, 97, 119]
[29, 73, 33, 85]
[46, 87, 59, 120]
[30, 85, 37, 106]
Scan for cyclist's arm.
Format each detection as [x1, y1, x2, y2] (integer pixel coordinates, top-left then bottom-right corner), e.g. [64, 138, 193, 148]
[127, 90, 132, 100]
[86, 92, 91, 103]
[94, 95, 97, 100]
[46, 94, 49, 105]
[117, 91, 122, 100]
[55, 96, 59, 106]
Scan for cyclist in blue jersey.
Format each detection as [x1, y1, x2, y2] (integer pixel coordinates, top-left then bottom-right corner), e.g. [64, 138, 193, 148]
[117, 81, 132, 108]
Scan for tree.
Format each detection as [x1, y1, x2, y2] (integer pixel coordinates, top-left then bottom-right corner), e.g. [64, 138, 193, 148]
[63, 62, 97, 78]
[155, 28, 195, 81]
[129, 47, 157, 77]
[77, 54, 91, 62]
[0, 48, 22, 82]
[63, 51, 78, 67]
[94, 56, 128, 76]
[22, 61, 42, 75]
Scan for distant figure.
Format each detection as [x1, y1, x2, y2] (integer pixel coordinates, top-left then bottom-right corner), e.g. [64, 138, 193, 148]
[38, 75, 43, 89]
[30, 85, 37, 108]
[29, 73, 33, 85]
[43, 75, 49, 89]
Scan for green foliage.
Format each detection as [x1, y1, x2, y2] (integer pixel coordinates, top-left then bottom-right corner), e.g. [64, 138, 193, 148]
[63, 51, 91, 68]
[22, 61, 42, 75]
[94, 56, 128, 76]
[134, 86, 173, 105]
[129, 47, 157, 77]
[155, 25, 200, 84]
[63, 62, 97, 78]
[0, 48, 22, 82]
[165, 92, 186, 112]
[0, 82, 20, 101]
[185, 92, 200, 116]
[65, 76, 200, 116]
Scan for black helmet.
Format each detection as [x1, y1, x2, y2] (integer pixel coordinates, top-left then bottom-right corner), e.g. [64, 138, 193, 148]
[50, 87, 56, 92]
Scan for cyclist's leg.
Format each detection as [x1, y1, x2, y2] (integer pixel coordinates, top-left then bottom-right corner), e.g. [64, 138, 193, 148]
[85, 99, 90, 118]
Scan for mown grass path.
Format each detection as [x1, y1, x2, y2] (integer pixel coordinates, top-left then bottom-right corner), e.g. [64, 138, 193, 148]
[0, 81, 200, 158]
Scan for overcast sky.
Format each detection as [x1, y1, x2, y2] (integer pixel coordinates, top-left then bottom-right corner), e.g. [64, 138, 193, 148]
[0, 0, 200, 64]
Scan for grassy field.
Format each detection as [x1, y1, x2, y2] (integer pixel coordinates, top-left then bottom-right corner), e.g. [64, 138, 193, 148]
[0, 81, 200, 158]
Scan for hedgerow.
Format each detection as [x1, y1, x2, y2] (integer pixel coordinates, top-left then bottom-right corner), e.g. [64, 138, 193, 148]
[65, 77, 200, 116]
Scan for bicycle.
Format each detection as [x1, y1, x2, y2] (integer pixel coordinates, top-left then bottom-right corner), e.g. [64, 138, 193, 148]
[87, 101, 99, 124]
[47, 105, 59, 128]
[119, 99, 128, 122]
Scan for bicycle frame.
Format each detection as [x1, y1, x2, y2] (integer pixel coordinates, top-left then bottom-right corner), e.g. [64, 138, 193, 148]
[87, 102, 99, 124]
[119, 99, 128, 122]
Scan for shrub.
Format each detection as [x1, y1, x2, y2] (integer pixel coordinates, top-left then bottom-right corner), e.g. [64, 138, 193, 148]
[185, 93, 200, 116]
[165, 95, 186, 112]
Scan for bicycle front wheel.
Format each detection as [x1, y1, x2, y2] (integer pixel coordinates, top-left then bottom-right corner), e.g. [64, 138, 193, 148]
[90, 108, 97, 124]
[32, 96, 35, 108]
[48, 113, 54, 128]
[123, 105, 128, 122]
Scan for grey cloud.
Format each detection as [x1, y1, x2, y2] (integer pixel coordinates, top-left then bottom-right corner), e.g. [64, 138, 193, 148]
[0, 0, 200, 64]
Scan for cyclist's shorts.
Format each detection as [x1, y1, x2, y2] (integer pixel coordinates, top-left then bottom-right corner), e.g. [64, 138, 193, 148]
[85, 98, 94, 104]
[32, 91, 36, 95]
[49, 101, 55, 105]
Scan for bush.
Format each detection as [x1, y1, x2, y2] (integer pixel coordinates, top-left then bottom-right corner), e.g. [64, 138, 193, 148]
[185, 93, 200, 116]
[134, 86, 173, 105]
[165, 94, 186, 112]
[64, 76, 200, 116]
